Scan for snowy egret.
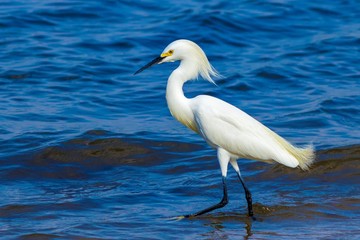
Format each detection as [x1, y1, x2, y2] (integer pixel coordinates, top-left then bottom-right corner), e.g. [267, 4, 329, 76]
[134, 39, 315, 218]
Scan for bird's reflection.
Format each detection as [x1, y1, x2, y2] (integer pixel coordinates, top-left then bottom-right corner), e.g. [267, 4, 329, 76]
[202, 214, 254, 239]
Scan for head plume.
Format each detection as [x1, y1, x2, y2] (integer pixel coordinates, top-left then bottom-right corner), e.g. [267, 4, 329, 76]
[161, 39, 221, 84]
[186, 40, 221, 84]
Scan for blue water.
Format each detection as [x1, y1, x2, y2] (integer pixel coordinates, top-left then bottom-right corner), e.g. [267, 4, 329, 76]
[1, 0, 359, 239]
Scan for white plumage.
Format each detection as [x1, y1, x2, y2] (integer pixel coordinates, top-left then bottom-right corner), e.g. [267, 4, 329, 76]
[135, 39, 315, 219]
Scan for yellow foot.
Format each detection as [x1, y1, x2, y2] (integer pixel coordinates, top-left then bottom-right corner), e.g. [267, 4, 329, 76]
[168, 215, 187, 221]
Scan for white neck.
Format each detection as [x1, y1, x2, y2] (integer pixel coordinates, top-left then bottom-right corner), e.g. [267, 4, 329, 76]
[166, 62, 198, 132]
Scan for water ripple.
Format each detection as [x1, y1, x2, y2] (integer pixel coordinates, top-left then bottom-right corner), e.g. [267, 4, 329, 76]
[0, 0, 359, 238]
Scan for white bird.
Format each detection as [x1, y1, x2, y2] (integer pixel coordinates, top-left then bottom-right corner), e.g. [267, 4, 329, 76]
[134, 39, 315, 219]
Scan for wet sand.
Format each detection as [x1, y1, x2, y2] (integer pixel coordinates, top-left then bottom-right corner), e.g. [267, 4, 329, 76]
[1, 131, 359, 238]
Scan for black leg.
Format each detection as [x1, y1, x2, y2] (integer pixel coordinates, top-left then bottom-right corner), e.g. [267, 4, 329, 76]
[237, 174, 254, 218]
[184, 176, 228, 218]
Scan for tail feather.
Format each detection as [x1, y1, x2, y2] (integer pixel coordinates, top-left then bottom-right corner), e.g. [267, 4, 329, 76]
[288, 144, 315, 170]
[265, 128, 315, 170]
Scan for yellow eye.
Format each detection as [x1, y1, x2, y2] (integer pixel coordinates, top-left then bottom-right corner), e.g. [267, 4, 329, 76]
[161, 50, 174, 58]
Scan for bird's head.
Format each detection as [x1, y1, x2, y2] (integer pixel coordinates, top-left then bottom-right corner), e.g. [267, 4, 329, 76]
[134, 39, 220, 83]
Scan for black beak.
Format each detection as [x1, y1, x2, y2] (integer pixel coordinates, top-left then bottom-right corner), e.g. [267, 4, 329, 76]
[134, 56, 165, 75]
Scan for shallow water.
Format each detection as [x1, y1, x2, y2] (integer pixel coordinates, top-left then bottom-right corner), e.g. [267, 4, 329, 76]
[1, 0, 360, 239]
